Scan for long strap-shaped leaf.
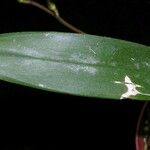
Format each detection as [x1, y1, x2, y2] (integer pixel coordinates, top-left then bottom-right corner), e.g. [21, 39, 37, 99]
[0, 32, 150, 100]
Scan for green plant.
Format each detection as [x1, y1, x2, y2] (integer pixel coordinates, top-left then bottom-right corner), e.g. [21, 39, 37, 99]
[0, 32, 149, 100]
[0, 0, 149, 149]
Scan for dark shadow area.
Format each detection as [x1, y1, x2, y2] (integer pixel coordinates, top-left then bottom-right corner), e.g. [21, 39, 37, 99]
[0, 80, 144, 150]
[0, 0, 150, 45]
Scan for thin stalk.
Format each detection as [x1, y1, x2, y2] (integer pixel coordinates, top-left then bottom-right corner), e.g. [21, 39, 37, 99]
[135, 102, 149, 150]
[19, 0, 85, 33]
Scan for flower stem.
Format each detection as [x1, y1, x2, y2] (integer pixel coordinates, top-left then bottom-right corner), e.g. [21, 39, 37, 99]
[18, 0, 85, 33]
[135, 102, 149, 150]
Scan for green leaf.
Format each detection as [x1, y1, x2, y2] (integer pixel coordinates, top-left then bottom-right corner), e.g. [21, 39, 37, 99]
[0, 32, 150, 100]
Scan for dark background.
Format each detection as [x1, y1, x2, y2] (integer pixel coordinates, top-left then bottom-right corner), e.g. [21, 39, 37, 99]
[0, 0, 150, 45]
[0, 0, 149, 149]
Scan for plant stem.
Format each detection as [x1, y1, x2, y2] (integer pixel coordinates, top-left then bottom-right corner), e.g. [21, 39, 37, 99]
[135, 102, 149, 150]
[20, 0, 85, 33]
